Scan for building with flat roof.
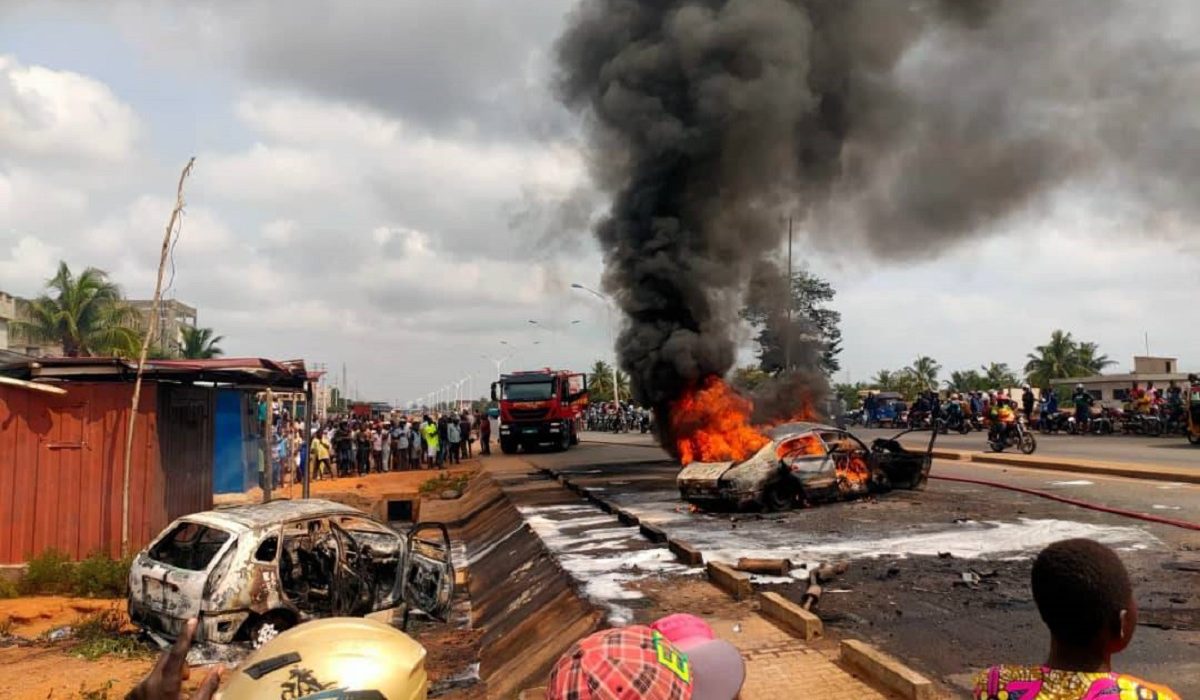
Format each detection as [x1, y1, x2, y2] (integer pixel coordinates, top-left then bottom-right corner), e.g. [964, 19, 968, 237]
[1050, 356, 1193, 406]
[126, 298, 198, 355]
[0, 291, 63, 356]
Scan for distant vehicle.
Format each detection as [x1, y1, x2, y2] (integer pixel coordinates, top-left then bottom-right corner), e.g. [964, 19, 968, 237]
[492, 369, 588, 453]
[128, 499, 454, 647]
[677, 423, 937, 512]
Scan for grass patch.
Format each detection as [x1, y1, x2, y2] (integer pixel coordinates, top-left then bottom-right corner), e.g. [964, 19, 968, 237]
[419, 472, 470, 496]
[70, 608, 150, 660]
[18, 549, 130, 598]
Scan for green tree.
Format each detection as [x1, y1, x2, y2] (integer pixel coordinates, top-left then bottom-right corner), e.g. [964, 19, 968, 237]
[588, 360, 628, 402]
[731, 365, 770, 393]
[1024, 330, 1079, 388]
[1074, 342, 1115, 374]
[742, 267, 843, 376]
[12, 261, 141, 357]
[981, 362, 1020, 389]
[906, 356, 942, 390]
[945, 369, 987, 393]
[179, 326, 225, 359]
[833, 382, 868, 410]
[871, 369, 899, 392]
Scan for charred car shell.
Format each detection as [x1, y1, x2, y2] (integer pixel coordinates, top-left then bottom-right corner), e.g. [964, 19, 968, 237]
[677, 422, 936, 512]
[128, 499, 454, 645]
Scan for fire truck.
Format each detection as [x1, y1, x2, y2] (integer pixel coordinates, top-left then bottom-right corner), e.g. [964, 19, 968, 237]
[491, 369, 588, 453]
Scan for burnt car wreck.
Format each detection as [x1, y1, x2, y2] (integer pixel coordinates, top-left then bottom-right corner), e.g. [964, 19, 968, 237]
[128, 499, 454, 647]
[677, 422, 936, 511]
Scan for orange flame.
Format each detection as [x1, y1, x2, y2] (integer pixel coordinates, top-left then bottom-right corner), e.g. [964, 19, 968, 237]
[671, 376, 770, 465]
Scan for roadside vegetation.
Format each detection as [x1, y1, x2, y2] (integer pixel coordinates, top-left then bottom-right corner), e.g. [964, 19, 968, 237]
[11, 549, 130, 598]
[420, 472, 471, 496]
[69, 608, 149, 660]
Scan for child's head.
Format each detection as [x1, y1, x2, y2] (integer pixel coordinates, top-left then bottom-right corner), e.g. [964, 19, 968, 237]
[1032, 538, 1137, 657]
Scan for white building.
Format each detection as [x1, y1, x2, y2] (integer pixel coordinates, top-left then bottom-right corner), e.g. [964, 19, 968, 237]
[1050, 356, 1192, 407]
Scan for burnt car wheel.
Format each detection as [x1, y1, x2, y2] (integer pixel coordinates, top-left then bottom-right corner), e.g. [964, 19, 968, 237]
[762, 481, 795, 512]
[243, 610, 296, 648]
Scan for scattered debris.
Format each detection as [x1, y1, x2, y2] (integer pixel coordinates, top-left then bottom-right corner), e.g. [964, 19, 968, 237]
[937, 551, 953, 559]
[47, 625, 74, 642]
[735, 558, 792, 576]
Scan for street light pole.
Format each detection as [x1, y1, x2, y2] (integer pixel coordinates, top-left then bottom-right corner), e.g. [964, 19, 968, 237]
[571, 283, 621, 405]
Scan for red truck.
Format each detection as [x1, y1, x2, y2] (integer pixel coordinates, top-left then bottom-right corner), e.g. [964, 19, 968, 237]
[491, 369, 588, 453]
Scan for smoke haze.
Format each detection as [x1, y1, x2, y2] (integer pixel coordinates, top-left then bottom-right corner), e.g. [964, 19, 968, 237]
[555, 0, 1200, 425]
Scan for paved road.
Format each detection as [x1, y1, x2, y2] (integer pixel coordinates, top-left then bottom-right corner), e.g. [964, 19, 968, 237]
[856, 426, 1200, 470]
[522, 436, 1200, 696]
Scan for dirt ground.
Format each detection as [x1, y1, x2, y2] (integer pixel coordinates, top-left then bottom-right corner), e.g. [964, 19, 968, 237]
[0, 464, 484, 699]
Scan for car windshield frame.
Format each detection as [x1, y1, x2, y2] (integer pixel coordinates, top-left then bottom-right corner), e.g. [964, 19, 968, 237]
[502, 381, 555, 401]
[147, 520, 234, 572]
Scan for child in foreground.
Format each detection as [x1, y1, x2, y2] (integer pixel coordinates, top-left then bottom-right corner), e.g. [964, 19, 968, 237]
[973, 537, 1179, 699]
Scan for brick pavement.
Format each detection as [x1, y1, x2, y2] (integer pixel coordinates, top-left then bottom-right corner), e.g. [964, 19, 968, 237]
[705, 615, 890, 699]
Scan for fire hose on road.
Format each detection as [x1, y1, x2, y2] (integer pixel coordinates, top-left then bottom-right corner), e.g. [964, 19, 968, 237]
[930, 474, 1200, 532]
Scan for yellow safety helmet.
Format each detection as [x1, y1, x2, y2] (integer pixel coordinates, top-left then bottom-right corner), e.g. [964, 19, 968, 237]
[218, 617, 428, 700]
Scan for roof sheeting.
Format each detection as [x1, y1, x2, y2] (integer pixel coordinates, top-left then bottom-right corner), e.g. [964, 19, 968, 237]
[0, 356, 311, 390]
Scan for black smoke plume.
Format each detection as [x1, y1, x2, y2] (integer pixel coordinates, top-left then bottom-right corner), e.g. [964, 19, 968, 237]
[556, 0, 1200, 439]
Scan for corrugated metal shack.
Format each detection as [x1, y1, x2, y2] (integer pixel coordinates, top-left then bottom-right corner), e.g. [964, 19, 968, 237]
[0, 357, 310, 565]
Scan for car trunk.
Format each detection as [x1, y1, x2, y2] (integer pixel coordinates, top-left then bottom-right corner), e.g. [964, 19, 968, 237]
[131, 520, 237, 638]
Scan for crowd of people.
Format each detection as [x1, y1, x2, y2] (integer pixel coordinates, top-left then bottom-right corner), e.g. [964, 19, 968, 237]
[584, 400, 653, 433]
[259, 406, 500, 489]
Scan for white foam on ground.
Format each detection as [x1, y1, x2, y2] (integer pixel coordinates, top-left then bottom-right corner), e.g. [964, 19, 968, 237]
[1049, 480, 1094, 486]
[518, 505, 690, 625]
[1152, 504, 1183, 511]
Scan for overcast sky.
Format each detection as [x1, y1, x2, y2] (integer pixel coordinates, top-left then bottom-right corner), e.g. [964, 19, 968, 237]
[2, 1, 1198, 404]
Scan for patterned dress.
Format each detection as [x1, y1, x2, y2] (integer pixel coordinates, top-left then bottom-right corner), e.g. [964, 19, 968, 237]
[973, 665, 1180, 700]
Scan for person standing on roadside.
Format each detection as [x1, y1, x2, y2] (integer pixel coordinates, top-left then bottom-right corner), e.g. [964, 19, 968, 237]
[446, 418, 462, 465]
[311, 429, 332, 480]
[1021, 384, 1036, 423]
[421, 415, 440, 469]
[480, 411, 492, 455]
[437, 413, 449, 466]
[380, 421, 392, 473]
[460, 412, 473, 459]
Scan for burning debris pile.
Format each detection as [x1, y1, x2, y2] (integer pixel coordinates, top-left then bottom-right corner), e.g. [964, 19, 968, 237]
[556, 0, 1200, 457]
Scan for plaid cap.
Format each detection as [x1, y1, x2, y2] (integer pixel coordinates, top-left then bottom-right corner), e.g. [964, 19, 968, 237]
[546, 626, 694, 700]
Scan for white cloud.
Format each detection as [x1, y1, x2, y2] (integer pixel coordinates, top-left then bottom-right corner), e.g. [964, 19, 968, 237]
[0, 54, 138, 162]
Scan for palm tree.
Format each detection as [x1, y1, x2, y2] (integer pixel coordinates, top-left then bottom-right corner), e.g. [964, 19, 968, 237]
[945, 369, 986, 393]
[12, 261, 141, 357]
[906, 356, 942, 391]
[589, 360, 614, 401]
[180, 326, 225, 359]
[1024, 330, 1079, 387]
[981, 362, 1020, 389]
[1074, 342, 1115, 374]
[871, 369, 898, 392]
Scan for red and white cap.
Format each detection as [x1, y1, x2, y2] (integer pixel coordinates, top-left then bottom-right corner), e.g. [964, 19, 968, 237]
[546, 616, 744, 700]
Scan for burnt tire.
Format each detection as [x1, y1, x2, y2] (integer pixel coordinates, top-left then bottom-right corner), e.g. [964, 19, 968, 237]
[242, 610, 296, 648]
[762, 481, 795, 512]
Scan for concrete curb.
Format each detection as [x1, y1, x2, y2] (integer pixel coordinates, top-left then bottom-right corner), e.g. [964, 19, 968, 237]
[706, 561, 753, 600]
[758, 591, 822, 640]
[639, 522, 668, 543]
[841, 639, 936, 700]
[668, 538, 704, 566]
[905, 442, 1200, 484]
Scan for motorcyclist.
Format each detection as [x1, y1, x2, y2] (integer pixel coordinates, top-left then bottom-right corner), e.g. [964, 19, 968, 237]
[1072, 383, 1094, 433]
[989, 392, 1017, 445]
[1039, 389, 1059, 431]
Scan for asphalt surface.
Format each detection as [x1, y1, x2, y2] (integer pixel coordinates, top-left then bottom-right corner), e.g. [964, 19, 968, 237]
[517, 434, 1200, 696]
[855, 426, 1200, 470]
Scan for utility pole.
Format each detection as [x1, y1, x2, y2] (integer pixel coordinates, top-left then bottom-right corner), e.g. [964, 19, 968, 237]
[785, 216, 793, 373]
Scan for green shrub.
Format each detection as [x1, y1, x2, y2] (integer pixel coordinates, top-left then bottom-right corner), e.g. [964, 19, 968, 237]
[18, 549, 131, 598]
[74, 553, 132, 598]
[0, 577, 18, 599]
[419, 472, 470, 495]
[20, 548, 75, 595]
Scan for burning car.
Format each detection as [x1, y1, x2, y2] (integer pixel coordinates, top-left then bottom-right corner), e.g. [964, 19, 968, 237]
[677, 422, 936, 511]
[128, 499, 454, 646]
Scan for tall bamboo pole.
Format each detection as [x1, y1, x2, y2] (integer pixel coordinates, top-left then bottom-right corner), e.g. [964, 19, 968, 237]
[121, 158, 195, 558]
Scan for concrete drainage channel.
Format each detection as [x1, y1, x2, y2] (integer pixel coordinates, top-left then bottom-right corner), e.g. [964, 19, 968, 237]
[538, 465, 942, 700]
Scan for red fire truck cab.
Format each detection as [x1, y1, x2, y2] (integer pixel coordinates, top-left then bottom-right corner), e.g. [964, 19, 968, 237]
[492, 369, 588, 453]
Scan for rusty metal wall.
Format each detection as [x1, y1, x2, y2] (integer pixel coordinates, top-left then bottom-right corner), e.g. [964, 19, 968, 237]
[156, 384, 215, 522]
[0, 382, 163, 564]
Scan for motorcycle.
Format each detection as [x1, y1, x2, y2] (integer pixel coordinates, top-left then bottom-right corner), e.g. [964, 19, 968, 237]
[988, 418, 1037, 454]
[940, 407, 972, 434]
[1039, 411, 1071, 434]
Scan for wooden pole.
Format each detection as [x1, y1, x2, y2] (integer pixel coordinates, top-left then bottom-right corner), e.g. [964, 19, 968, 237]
[303, 381, 314, 499]
[121, 158, 195, 558]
